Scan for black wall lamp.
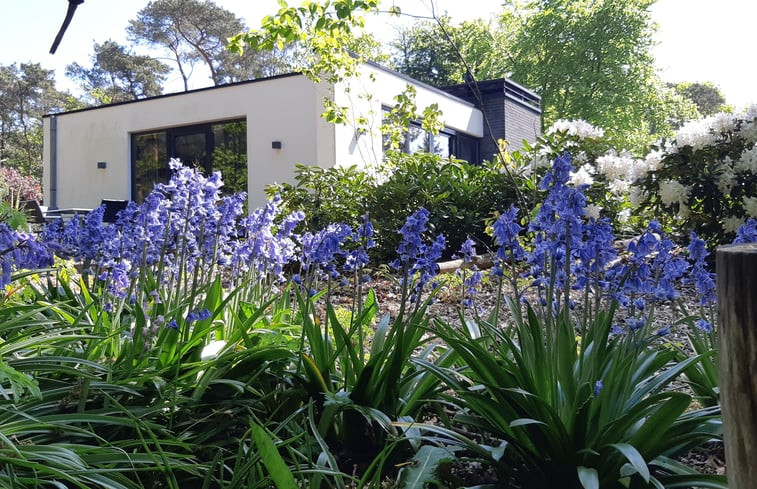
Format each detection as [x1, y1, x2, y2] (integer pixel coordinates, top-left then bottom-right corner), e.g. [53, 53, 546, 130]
[97, 161, 107, 169]
[271, 141, 282, 149]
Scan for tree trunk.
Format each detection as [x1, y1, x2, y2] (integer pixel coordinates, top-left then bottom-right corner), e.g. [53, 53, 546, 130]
[717, 243, 757, 489]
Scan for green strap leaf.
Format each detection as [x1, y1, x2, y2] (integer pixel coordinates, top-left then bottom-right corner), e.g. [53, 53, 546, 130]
[610, 442, 650, 483]
[250, 421, 297, 489]
[577, 466, 599, 489]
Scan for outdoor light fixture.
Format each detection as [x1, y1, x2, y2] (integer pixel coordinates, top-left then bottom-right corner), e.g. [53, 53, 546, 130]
[97, 161, 107, 169]
[271, 141, 282, 149]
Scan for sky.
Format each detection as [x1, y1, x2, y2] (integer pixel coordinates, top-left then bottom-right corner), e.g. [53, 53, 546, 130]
[1, 0, 755, 110]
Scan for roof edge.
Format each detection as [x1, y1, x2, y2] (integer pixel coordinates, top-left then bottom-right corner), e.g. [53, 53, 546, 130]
[44, 72, 304, 118]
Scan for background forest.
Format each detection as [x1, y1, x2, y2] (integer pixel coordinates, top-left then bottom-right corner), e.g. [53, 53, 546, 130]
[0, 0, 730, 183]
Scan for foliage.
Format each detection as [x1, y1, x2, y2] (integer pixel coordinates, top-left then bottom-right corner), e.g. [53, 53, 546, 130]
[500, 0, 699, 151]
[633, 105, 757, 246]
[0, 63, 73, 178]
[370, 152, 521, 261]
[673, 81, 731, 116]
[389, 17, 505, 87]
[66, 40, 171, 104]
[388, 0, 699, 151]
[229, 0, 381, 85]
[266, 164, 374, 232]
[128, 0, 292, 90]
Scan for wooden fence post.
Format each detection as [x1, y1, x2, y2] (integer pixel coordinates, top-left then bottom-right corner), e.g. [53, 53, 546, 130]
[717, 243, 757, 488]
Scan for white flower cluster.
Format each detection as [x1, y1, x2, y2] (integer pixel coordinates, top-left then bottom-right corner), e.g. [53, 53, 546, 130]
[673, 113, 737, 151]
[723, 215, 745, 233]
[596, 150, 644, 181]
[738, 104, 757, 144]
[547, 119, 605, 141]
[569, 164, 595, 187]
[717, 159, 737, 194]
[744, 196, 757, 218]
[658, 179, 691, 208]
[735, 146, 757, 173]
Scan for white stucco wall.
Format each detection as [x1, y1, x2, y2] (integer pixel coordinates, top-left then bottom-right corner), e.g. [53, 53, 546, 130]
[43, 64, 484, 212]
[43, 74, 332, 210]
[332, 62, 484, 171]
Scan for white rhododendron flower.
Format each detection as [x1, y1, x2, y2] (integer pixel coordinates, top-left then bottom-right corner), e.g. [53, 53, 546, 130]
[641, 149, 663, 175]
[584, 204, 601, 220]
[609, 179, 630, 196]
[617, 208, 631, 223]
[596, 150, 638, 181]
[740, 105, 757, 143]
[547, 119, 605, 140]
[569, 165, 595, 187]
[735, 146, 757, 173]
[674, 113, 736, 151]
[723, 215, 745, 233]
[658, 179, 690, 207]
[744, 196, 757, 217]
[678, 202, 691, 219]
[717, 165, 737, 195]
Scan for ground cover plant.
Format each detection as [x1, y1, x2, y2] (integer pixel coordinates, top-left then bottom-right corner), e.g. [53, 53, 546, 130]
[0, 148, 737, 487]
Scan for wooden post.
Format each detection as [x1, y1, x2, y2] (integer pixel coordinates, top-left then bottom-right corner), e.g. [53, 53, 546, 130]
[717, 243, 757, 488]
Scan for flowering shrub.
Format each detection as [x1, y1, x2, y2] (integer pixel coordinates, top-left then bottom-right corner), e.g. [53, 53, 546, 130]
[0, 167, 42, 208]
[506, 119, 655, 234]
[633, 105, 757, 245]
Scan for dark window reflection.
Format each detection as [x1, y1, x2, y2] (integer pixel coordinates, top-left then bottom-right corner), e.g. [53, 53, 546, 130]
[131, 119, 247, 202]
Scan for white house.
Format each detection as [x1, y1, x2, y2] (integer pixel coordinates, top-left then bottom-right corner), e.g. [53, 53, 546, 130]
[42, 62, 540, 210]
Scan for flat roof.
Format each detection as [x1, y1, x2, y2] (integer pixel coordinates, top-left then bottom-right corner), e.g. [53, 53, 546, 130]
[45, 60, 485, 118]
[44, 72, 303, 118]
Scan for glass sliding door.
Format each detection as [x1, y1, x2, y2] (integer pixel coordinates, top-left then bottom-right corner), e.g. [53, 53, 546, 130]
[131, 118, 247, 202]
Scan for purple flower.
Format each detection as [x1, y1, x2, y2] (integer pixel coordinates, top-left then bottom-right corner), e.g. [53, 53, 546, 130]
[686, 232, 716, 305]
[656, 325, 671, 337]
[625, 317, 646, 331]
[0, 223, 54, 288]
[734, 218, 757, 243]
[695, 319, 713, 333]
[594, 380, 603, 397]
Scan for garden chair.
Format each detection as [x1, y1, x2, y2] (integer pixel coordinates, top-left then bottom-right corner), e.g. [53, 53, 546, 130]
[100, 199, 129, 223]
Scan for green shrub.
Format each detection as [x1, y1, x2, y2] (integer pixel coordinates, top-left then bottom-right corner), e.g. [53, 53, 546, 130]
[266, 164, 374, 232]
[369, 152, 521, 261]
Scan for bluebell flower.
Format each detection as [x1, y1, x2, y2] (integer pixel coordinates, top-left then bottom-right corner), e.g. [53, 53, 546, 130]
[594, 380, 603, 397]
[734, 218, 757, 243]
[696, 319, 713, 333]
[656, 325, 671, 337]
[167, 319, 179, 330]
[0, 223, 54, 288]
[392, 208, 446, 301]
[625, 317, 646, 331]
[686, 232, 716, 305]
[459, 237, 476, 263]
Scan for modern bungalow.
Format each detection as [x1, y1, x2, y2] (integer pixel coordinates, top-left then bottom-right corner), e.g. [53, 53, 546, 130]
[42, 62, 541, 211]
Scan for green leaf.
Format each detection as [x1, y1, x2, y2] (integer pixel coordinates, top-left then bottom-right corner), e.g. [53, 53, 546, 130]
[250, 421, 297, 489]
[577, 466, 599, 489]
[397, 445, 455, 489]
[609, 443, 650, 483]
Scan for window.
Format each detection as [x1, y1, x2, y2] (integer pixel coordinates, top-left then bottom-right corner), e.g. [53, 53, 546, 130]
[381, 107, 475, 161]
[131, 119, 247, 202]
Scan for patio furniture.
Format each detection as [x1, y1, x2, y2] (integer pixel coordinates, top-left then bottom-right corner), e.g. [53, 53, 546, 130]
[100, 199, 129, 223]
[20, 200, 62, 225]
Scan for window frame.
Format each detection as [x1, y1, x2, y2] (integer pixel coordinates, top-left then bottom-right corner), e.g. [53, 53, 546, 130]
[130, 117, 246, 202]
